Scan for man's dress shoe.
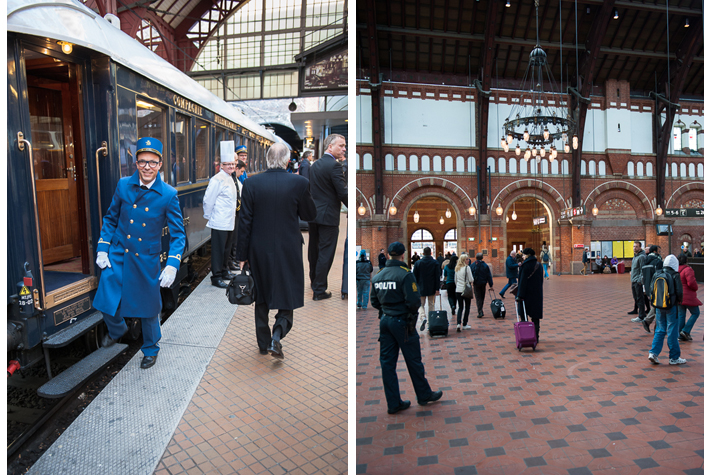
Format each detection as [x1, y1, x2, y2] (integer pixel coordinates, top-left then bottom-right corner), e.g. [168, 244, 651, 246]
[268, 339, 284, 359]
[259, 349, 269, 355]
[387, 400, 411, 414]
[212, 280, 229, 289]
[101, 329, 126, 348]
[417, 390, 443, 406]
[140, 355, 158, 369]
[313, 291, 332, 301]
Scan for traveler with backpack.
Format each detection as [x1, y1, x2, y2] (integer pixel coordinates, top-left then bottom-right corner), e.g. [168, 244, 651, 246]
[469, 253, 494, 318]
[356, 250, 374, 309]
[648, 254, 686, 365]
[540, 248, 550, 280]
[677, 253, 702, 341]
[639, 245, 663, 330]
[443, 256, 458, 317]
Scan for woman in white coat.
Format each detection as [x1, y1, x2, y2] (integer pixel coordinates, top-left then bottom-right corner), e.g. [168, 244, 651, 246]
[455, 253, 474, 332]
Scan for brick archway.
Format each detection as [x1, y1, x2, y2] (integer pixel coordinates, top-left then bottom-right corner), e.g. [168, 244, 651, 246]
[667, 182, 704, 208]
[499, 189, 560, 259]
[387, 177, 474, 221]
[584, 181, 654, 219]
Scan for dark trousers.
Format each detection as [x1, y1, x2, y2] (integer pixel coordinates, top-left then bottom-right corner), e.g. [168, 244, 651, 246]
[456, 293, 471, 326]
[379, 315, 434, 411]
[632, 282, 647, 320]
[254, 302, 293, 351]
[227, 214, 239, 261]
[446, 282, 457, 313]
[500, 277, 517, 296]
[103, 307, 161, 356]
[211, 228, 230, 281]
[474, 284, 487, 315]
[308, 223, 339, 294]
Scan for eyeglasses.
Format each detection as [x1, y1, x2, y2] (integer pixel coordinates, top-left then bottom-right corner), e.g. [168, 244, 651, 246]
[222, 163, 236, 167]
[137, 160, 161, 169]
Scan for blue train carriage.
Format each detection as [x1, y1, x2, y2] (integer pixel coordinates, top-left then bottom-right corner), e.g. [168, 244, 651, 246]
[7, 0, 277, 397]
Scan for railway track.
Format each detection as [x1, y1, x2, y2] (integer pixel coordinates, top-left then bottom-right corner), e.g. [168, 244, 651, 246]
[7, 250, 213, 474]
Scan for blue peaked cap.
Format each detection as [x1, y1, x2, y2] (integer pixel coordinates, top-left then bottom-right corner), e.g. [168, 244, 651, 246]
[136, 137, 163, 159]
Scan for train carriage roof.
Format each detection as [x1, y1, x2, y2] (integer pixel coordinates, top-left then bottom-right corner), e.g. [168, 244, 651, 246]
[7, 0, 278, 143]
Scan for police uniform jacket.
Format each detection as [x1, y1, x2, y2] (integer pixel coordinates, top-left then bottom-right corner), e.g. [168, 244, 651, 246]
[93, 171, 185, 319]
[236, 168, 317, 310]
[203, 170, 237, 231]
[370, 260, 421, 318]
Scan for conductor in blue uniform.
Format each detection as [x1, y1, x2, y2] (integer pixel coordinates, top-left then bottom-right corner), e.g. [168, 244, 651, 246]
[93, 137, 186, 369]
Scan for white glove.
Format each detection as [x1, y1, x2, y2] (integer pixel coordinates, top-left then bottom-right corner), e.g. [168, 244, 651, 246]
[96, 252, 111, 269]
[159, 266, 177, 288]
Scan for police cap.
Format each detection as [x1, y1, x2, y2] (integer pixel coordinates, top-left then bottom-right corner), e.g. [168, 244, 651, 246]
[387, 241, 406, 257]
[235, 145, 248, 154]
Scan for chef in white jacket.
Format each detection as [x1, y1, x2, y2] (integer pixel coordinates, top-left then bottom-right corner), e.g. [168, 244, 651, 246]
[204, 141, 237, 288]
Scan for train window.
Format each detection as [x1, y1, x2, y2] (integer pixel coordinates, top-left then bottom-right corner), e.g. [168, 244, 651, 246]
[174, 114, 190, 184]
[28, 87, 66, 179]
[215, 127, 227, 175]
[136, 99, 166, 179]
[195, 119, 210, 180]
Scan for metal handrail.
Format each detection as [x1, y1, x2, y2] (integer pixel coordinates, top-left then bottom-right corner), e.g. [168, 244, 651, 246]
[95, 141, 107, 227]
[17, 131, 44, 310]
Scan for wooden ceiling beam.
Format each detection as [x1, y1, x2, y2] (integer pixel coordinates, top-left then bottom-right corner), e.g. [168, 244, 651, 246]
[564, 0, 702, 17]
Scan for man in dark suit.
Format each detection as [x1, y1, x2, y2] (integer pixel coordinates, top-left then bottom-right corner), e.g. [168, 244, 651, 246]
[236, 143, 316, 358]
[94, 137, 186, 369]
[307, 134, 348, 300]
[412, 247, 440, 322]
[298, 150, 313, 180]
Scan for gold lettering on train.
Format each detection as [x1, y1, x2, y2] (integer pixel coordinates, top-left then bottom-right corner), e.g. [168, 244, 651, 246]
[172, 95, 203, 116]
[215, 115, 237, 131]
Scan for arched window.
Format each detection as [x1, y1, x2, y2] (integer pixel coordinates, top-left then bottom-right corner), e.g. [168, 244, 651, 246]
[671, 162, 678, 177]
[385, 153, 394, 171]
[541, 159, 549, 174]
[410, 229, 435, 259]
[666, 163, 669, 177]
[689, 163, 695, 177]
[468, 157, 476, 173]
[580, 160, 586, 175]
[698, 163, 704, 177]
[627, 161, 634, 176]
[411, 229, 434, 240]
[636, 161, 644, 177]
[599, 161, 606, 176]
[520, 158, 528, 174]
[409, 155, 419, 171]
[530, 158, 538, 174]
[444, 155, 454, 172]
[433, 155, 442, 172]
[589, 160, 596, 175]
[509, 157, 517, 174]
[498, 157, 506, 173]
[562, 159, 569, 174]
[421, 155, 431, 171]
[680, 162, 687, 177]
[443, 228, 457, 256]
[456, 156, 465, 172]
[487, 156, 495, 171]
[646, 162, 653, 177]
[355, 153, 360, 170]
[363, 153, 373, 170]
[551, 159, 559, 174]
[397, 154, 407, 171]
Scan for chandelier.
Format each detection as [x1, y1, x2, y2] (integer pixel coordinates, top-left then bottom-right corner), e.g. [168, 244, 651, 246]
[502, 0, 576, 160]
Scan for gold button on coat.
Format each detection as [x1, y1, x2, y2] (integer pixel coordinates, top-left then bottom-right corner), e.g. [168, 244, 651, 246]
[135, 253, 139, 256]
[125, 249, 129, 253]
[127, 235, 131, 239]
[143, 223, 146, 227]
[130, 219, 134, 224]
[138, 238, 142, 241]
[145, 207, 149, 212]
[133, 204, 137, 208]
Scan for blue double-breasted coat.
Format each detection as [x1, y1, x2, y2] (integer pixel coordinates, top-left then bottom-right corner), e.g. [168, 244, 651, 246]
[93, 171, 186, 319]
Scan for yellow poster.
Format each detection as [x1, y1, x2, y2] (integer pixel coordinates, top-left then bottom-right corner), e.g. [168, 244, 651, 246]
[613, 241, 623, 258]
[623, 241, 634, 258]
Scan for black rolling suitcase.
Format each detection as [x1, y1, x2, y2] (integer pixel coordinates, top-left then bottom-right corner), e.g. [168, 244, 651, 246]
[428, 295, 449, 337]
[489, 288, 506, 319]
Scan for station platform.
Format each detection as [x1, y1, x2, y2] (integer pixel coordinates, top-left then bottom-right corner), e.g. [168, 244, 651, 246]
[356, 273, 704, 475]
[28, 217, 348, 475]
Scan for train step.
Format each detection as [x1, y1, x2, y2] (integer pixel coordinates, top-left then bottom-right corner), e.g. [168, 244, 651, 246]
[42, 310, 104, 349]
[37, 344, 128, 399]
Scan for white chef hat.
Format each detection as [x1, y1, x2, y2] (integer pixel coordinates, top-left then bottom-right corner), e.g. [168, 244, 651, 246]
[220, 141, 235, 163]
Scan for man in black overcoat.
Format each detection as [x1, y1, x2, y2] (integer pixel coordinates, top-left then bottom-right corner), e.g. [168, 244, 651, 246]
[515, 247, 544, 341]
[236, 143, 317, 358]
[412, 247, 440, 321]
[307, 134, 348, 300]
[298, 150, 313, 180]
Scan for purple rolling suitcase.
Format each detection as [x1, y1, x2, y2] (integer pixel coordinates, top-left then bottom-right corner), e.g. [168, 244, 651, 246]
[514, 300, 537, 351]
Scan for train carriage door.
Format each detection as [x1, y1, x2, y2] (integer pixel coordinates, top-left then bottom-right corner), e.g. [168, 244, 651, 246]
[23, 50, 92, 292]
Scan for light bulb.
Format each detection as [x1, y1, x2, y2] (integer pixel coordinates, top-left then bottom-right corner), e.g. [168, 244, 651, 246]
[512, 211, 517, 220]
[507, 133, 513, 144]
[506, 216, 509, 223]
[500, 137, 506, 148]
[515, 144, 521, 156]
[536, 156, 541, 164]
[573, 134, 579, 149]
[413, 210, 420, 223]
[592, 204, 599, 216]
[543, 128, 550, 140]
[496, 204, 503, 216]
[389, 205, 397, 216]
[445, 208, 451, 219]
[550, 147, 557, 160]
[655, 206, 663, 216]
[564, 143, 570, 153]
[439, 216, 444, 225]
[532, 147, 537, 157]
[59, 41, 73, 54]
[540, 146, 546, 157]
[523, 129, 530, 141]
[468, 206, 476, 216]
[357, 203, 366, 216]
[524, 147, 531, 160]
[503, 143, 509, 153]
[562, 132, 568, 142]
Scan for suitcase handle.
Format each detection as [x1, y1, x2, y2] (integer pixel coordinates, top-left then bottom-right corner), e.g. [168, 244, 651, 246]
[515, 299, 527, 323]
[488, 288, 496, 300]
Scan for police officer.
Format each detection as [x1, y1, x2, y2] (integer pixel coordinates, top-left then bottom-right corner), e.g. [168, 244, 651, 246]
[93, 137, 186, 369]
[371, 241, 443, 414]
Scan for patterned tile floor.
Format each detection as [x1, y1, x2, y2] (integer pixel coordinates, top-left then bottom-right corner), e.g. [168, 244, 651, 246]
[356, 273, 704, 475]
[155, 215, 348, 475]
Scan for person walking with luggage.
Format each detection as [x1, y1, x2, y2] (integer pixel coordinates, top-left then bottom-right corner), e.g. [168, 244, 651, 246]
[454, 253, 474, 332]
[630, 241, 648, 323]
[443, 256, 458, 317]
[371, 242, 443, 414]
[356, 250, 373, 309]
[470, 253, 494, 318]
[515, 248, 544, 341]
[500, 251, 519, 298]
[647, 255, 686, 365]
[677, 253, 702, 341]
[412, 247, 440, 324]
